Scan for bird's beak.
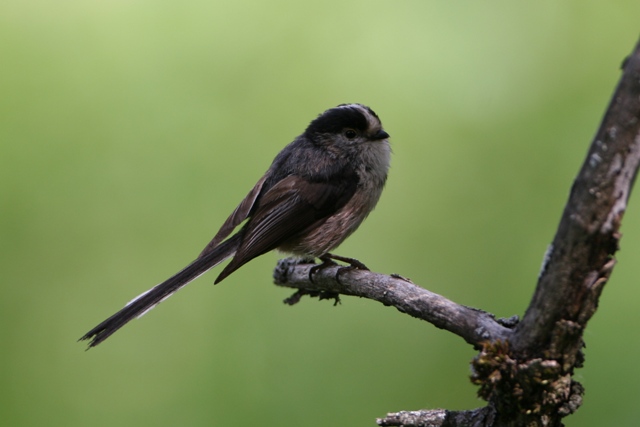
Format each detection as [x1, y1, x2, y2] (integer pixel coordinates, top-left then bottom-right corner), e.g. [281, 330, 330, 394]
[372, 129, 390, 140]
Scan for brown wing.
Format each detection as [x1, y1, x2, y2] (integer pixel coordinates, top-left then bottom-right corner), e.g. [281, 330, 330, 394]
[214, 173, 357, 283]
[198, 174, 268, 258]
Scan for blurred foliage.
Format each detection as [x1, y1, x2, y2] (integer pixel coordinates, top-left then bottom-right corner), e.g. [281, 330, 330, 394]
[1, 1, 640, 426]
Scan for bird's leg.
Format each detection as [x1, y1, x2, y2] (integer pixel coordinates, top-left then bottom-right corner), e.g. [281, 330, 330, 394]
[294, 253, 368, 305]
[309, 253, 369, 285]
[325, 253, 369, 285]
[308, 254, 339, 282]
[324, 253, 369, 271]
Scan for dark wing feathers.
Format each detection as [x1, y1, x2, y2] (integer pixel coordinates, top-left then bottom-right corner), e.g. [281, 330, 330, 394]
[214, 172, 357, 283]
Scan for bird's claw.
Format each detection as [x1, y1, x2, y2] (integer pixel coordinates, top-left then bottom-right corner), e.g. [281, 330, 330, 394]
[308, 253, 369, 285]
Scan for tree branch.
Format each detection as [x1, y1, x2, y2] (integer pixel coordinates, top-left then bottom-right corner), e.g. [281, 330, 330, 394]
[273, 259, 514, 347]
[272, 35, 640, 427]
[511, 41, 640, 357]
[377, 407, 496, 427]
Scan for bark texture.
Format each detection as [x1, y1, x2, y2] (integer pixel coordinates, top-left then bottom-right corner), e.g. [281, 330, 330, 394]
[274, 37, 640, 427]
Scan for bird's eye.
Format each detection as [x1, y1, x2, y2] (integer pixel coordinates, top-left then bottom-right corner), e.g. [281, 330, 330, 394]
[344, 129, 357, 139]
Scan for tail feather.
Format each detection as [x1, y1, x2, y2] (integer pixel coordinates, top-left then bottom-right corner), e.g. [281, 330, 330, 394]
[80, 234, 240, 348]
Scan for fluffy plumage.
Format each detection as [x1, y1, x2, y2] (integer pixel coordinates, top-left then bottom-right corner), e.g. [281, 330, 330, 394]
[80, 103, 390, 348]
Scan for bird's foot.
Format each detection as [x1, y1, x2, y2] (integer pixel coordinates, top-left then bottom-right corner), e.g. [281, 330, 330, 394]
[325, 253, 369, 271]
[308, 256, 339, 282]
[319, 253, 369, 285]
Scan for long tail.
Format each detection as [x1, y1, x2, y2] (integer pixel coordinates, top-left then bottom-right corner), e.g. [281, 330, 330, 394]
[80, 234, 241, 348]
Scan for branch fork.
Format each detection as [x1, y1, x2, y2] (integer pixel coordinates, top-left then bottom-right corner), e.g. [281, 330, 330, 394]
[273, 37, 640, 427]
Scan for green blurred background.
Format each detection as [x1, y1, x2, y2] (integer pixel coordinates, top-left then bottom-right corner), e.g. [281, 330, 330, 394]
[2, 1, 639, 426]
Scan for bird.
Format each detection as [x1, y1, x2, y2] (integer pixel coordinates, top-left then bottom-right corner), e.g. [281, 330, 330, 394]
[80, 103, 391, 348]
